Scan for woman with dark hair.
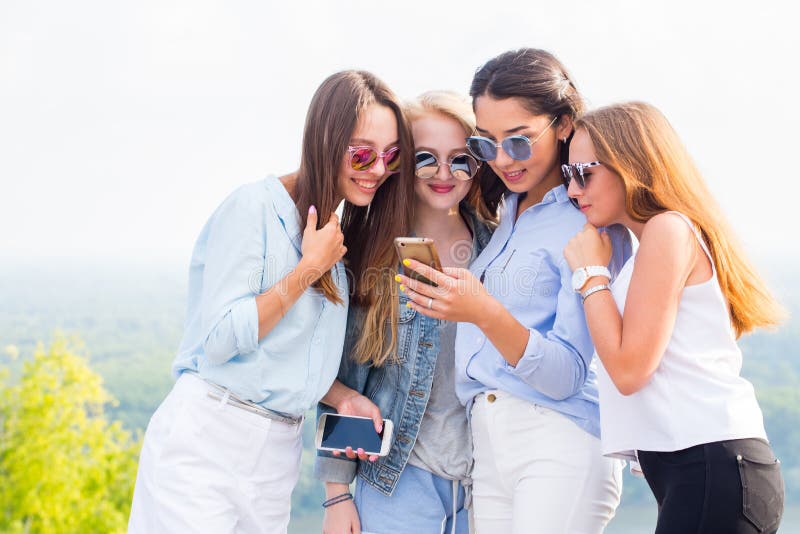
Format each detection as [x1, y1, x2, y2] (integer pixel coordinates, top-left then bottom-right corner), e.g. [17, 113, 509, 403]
[128, 70, 414, 534]
[398, 49, 629, 532]
[564, 102, 784, 533]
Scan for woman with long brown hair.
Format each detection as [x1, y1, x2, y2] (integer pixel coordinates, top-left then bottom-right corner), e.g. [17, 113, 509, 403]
[563, 101, 784, 533]
[128, 70, 414, 534]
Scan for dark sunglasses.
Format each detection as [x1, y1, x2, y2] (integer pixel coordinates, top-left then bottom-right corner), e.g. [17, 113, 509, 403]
[347, 145, 401, 174]
[415, 151, 480, 181]
[466, 116, 558, 162]
[561, 161, 601, 188]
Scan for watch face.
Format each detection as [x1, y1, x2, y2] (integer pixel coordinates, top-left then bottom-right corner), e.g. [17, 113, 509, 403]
[572, 269, 587, 292]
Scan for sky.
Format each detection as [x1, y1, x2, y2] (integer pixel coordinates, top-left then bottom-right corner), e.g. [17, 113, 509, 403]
[1, 0, 799, 269]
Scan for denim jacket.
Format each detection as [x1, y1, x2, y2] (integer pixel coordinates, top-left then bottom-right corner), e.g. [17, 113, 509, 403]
[314, 204, 494, 496]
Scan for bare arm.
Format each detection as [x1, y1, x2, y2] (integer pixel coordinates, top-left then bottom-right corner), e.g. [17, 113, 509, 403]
[323, 482, 360, 534]
[565, 216, 705, 395]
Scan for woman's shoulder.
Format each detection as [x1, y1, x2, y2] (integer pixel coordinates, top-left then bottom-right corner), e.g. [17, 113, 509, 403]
[207, 177, 282, 225]
[637, 212, 702, 272]
[641, 211, 697, 244]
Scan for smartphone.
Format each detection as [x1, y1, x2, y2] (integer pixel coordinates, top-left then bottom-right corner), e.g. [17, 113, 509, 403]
[394, 237, 443, 286]
[315, 413, 394, 457]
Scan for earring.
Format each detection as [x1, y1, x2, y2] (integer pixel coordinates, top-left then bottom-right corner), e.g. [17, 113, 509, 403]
[562, 137, 568, 143]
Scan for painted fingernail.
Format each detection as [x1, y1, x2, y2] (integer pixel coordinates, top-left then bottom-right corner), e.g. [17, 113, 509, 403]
[394, 275, 401, 282]
[402, 259, 410, 267]
[405, 302, 411, 308]
[309, 205, 316, 214]
[399, 284, 405, 292]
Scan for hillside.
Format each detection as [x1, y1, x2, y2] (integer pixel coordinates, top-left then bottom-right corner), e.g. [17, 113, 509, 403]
[1, 258, 797, 517]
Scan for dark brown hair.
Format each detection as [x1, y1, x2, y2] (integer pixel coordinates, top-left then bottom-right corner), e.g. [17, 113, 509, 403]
[295, 70, 414, 362]
[469, 48, 585, 216]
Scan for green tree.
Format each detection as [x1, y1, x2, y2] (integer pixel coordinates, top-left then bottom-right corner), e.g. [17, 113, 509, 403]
[0, 337, 141, 533]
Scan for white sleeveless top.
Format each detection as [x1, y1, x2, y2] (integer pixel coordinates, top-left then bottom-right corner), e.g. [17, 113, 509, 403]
[598, 212, 767, 459]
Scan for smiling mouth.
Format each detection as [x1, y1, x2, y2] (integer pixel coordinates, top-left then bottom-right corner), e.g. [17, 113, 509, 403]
[502, 169, 526, 182]
[352, 178, 379, 191]
[428, 183, 455, 193]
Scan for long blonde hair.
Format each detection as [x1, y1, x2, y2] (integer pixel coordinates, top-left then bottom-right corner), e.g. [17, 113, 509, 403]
[575, 102, 784, 337]
[351, 90, 490, 367]
[405, 90, 494, 223]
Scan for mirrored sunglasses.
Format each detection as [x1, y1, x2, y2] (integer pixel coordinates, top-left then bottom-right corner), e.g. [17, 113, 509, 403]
[561, 161, 601, 188]
[466, 116, 558, 162]
[415, 151, 479, 181]
[347, 145, 401, 174]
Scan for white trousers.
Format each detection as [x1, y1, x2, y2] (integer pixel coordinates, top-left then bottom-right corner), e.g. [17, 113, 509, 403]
[470, 391, 623, 534]
[128, 373, 303, 534]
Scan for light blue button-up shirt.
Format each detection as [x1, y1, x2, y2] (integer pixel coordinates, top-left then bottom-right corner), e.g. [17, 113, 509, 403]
[455, 184, 629, 438]
[172, 176, 349, 417]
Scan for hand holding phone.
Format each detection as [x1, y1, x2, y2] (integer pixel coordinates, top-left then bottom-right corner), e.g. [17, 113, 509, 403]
[316, 414, 394, 457]
[394, 237, 443, 286]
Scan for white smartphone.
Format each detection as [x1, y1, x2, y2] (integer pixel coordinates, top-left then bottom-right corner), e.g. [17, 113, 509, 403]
[315, 413, 394, 457]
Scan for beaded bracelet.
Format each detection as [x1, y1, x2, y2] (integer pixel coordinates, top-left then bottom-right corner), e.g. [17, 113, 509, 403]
[322, 492, 353, 508]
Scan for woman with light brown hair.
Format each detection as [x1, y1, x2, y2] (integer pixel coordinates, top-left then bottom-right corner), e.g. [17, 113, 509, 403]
[128, 70, 414, 534]
[563, 101, 785, 533]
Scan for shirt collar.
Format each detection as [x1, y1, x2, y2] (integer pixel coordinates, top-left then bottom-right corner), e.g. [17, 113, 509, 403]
[504, 183, 570, 217]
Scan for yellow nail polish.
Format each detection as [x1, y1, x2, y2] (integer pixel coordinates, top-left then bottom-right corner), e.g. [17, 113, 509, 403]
[394, 275, 401, 282]
[399, 285, 406, 291]
[402, 259, 410, 267]
[405, 302, 411, 308]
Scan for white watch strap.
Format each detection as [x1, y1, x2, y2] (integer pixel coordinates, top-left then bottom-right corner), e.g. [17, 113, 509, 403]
[584, 265, 611, 279]
[581, 283, 610, 303]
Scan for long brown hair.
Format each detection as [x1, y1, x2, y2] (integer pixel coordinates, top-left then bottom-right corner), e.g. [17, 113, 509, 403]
[469, 48, 585, 217]
[576, 102, 784, 337]
[295, 70, 414, 363]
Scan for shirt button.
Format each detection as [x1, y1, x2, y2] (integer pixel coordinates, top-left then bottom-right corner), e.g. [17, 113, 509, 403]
[475, 336, 483, 344]
[487, 393, 496, 403]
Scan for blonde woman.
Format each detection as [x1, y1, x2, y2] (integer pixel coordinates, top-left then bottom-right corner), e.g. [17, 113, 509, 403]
[563, 102, 784, 533]
[316, 91, 494, 534]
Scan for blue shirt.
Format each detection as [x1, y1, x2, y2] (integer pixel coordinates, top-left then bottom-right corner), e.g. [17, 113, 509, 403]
[172, 176, 349, 417]
[455, 184, 629, 438]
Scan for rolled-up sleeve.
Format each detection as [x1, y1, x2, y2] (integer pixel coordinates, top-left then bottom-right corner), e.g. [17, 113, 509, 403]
[201, 188, 266, 365]
[501, 257, 594, 401]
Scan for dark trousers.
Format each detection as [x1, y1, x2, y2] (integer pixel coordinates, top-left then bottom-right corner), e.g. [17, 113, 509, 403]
[638, 438, 784, 534]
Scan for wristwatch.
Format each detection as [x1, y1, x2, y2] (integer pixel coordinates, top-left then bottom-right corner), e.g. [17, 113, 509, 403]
[571, 265, 611, 292]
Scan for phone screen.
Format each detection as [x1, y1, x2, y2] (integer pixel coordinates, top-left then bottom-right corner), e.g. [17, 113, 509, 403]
[321, 415, 383, 453]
